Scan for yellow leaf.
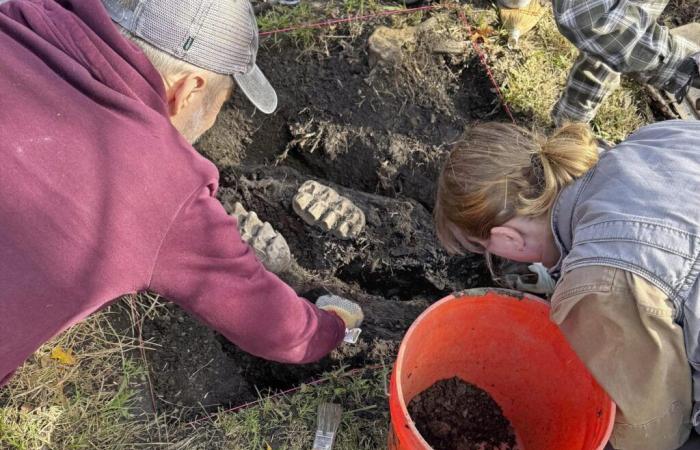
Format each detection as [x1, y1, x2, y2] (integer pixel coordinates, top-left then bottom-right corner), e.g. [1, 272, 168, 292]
[50, 346, 76, 365]
[469, 25, 496, 44]
[265, 443, 272, 450]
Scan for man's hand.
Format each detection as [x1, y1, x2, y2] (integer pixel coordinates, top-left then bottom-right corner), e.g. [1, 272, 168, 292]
[316, 295, 364, 329]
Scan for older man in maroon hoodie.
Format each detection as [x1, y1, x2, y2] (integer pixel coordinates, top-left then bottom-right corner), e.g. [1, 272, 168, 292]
[0, 0, 363, 388]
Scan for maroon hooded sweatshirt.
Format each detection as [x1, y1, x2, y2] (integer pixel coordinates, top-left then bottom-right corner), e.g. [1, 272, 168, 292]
[0, 0, 344, 387]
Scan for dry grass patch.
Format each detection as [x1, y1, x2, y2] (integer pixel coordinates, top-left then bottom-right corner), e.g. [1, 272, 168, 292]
[0, 295, 216, 449]
[0, 294, 391, 450]
[492, 6, 652, 142]
[0, 298, 150, 449]
[215, 365, 390, 450]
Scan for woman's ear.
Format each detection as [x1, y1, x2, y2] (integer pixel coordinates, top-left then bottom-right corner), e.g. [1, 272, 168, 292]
[488, 226, 526, 259]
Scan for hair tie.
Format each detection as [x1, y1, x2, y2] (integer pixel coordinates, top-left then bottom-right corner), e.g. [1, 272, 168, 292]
[529, 151, 545, 190]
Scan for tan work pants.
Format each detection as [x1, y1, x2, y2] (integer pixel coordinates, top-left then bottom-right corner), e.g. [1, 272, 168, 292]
[550, 266, 692, 450]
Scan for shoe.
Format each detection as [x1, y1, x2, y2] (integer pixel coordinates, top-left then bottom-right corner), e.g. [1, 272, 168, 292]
[255, 0, 299, 11]
[497, 0, 531, 8]
[647, 24, 700, 120]
[646, 82, 699, 120]
[678, 50, 700, 102]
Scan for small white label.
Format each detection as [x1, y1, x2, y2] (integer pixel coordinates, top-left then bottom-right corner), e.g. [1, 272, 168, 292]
[343, 328, 361, 344]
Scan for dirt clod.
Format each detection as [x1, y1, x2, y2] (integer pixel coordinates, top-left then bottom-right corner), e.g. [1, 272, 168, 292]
[408, 377, 519, 450]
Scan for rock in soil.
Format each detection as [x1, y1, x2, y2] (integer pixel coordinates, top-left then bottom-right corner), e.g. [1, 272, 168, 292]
[368, 18, 467, 68]
[408, 377, 519, 450]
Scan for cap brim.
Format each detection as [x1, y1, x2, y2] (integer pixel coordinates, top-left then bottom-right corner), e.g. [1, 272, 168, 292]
[233, 65, 278, 114]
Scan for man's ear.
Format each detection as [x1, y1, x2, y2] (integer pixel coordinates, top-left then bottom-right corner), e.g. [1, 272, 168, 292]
[489, 226, 525, 254]
[165, 73, 207, 117]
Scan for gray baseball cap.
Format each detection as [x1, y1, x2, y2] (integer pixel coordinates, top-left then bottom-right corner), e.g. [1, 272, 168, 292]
[103, 0, 277, 113]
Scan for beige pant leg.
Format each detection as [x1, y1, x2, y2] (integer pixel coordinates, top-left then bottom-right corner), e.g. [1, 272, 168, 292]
[550, 266, 692, 450]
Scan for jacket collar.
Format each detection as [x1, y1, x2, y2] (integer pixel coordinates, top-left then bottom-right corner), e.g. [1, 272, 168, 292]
[549, 172, 593, 275]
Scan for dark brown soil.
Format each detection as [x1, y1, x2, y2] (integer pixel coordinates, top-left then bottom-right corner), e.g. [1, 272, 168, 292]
[129, 0, 699, 418]
[134, 8, 497, 416]
[408, 377, 519, 450]
[660, 0, 700, 28]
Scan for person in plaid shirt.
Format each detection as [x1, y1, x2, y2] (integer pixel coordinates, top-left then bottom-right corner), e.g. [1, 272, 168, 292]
[551, 0, 700, 125]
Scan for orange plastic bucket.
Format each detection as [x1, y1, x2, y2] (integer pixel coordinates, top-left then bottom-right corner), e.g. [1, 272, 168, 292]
[388, 289, 615, 450]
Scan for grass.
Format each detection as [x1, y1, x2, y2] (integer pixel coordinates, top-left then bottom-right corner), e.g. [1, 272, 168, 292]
[0, 294, 390, 449]
[0, 298, 152, 449]
[256, 0, 424, 49]
[257, 2, 320, 45]
[216, 367, 390, 449]
[0, 294, 218, 449]
[343, 0, 384, 15]
[256, 0, 650, 141]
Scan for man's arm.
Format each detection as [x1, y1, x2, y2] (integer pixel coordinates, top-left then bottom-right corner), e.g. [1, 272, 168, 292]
[551, 266, 692, 450]
[148, 185, 346, 364]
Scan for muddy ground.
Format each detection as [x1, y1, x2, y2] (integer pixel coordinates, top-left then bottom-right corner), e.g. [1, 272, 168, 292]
[137, 0, 698, 416]
[138, 11, 497, 413]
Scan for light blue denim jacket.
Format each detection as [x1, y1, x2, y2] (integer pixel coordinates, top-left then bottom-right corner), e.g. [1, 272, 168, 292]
[550, 120, 700, 429]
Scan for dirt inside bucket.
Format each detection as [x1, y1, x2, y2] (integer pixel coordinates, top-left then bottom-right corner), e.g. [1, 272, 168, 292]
[408, 377, 519, 450]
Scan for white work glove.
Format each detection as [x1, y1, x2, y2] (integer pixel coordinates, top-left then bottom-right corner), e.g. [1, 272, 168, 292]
[316, 295, 364, 329]
[317, 295, 364, 344]
[513, 263, 556, 296]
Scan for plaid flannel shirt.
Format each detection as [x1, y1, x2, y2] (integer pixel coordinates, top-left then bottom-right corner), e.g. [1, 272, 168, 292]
[551, 0, 698, 124]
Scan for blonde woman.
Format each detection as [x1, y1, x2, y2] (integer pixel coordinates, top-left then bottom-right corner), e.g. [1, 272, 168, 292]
[434, 120, 700, 449]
